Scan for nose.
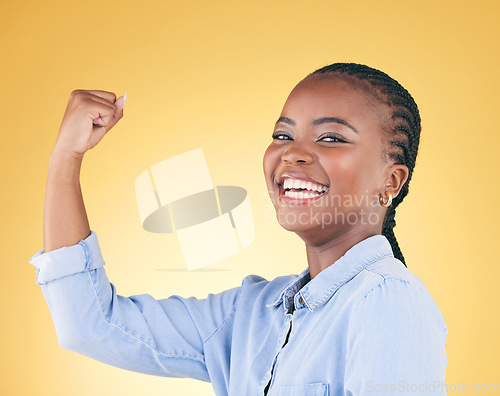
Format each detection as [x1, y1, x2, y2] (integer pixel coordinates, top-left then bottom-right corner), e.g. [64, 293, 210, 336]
[281, 143, 314, 165]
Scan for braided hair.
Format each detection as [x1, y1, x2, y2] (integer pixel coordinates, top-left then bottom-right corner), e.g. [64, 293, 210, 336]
[306, 63, 421, 267]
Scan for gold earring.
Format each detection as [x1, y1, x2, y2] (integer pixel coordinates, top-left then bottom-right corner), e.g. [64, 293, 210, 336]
[379, 192, 393, 207]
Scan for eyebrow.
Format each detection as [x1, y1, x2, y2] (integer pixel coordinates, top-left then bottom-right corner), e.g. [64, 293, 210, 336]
[275, 116, 358, 134]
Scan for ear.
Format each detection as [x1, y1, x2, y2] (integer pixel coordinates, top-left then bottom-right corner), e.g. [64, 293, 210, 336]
[383, 164, 409, 199]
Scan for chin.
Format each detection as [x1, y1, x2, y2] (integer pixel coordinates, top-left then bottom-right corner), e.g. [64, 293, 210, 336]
[274, 207, 324, 233]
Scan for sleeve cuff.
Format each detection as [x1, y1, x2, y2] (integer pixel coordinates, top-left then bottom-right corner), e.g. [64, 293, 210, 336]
[28, 231, 105, 285]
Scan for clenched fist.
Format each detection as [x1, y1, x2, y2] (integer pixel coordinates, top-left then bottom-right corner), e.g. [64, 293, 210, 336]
[54, 90, 126, 157]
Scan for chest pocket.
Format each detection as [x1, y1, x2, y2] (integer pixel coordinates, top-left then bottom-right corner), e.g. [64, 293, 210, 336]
[269, 382, 329, 396]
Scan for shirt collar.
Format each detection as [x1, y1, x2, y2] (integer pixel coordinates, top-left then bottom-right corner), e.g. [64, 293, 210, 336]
[266, 234, 394, 313]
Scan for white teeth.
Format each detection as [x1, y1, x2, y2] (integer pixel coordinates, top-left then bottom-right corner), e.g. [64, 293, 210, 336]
[284, 190, 322, 199]
[281, 178, 327, 193]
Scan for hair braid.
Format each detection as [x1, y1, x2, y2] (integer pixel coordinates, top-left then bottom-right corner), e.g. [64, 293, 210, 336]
[307, 63, 422, 266]
[382, 207, 405, 264]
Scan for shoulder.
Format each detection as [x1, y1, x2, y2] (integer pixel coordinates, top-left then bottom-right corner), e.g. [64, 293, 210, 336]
[348, 255, 447, 342]
[363, 255, 442, 311]
[343, 256, 449, 387]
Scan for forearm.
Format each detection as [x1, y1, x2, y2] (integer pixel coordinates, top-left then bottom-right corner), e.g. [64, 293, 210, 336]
[43, 149, 90, 252]
[41, 90, 125, 252]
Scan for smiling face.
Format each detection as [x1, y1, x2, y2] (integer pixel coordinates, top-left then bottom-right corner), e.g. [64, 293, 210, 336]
[263, 75, 401, 246]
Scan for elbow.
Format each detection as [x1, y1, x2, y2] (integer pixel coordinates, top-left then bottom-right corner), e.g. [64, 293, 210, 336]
[50, 306, 97, 354]
[55, 320, 89, 353]
[51, 308, 118, 360]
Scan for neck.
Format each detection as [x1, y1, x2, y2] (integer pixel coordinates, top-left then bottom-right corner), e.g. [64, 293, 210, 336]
[304, 228, 380, 279]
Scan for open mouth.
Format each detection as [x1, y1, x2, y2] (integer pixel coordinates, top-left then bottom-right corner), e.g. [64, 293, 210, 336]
[278, 177, 329, 200]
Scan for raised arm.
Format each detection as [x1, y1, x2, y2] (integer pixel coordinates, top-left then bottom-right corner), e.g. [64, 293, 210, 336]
[31, 91, 241, 385]
[43, 90, 125, 252]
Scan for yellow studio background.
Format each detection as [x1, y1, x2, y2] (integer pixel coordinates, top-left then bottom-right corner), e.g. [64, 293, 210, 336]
[1, 0, 498, 394]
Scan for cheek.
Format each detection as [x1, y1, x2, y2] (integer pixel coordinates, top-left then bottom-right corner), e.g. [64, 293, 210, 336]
[323, 151, 358, 180]
[323, 149, 381, 193]
[263, 145, 280, 181]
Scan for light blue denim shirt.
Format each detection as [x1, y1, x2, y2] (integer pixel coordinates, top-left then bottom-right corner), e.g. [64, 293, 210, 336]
[29, 232, 447, 395]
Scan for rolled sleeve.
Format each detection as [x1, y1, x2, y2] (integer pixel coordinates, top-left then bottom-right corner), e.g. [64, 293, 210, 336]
[29, 231, 104, 285]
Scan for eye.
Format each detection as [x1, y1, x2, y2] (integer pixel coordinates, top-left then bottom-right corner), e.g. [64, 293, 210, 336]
[272, 132, 293, 141]
[318, 133, 347, 143]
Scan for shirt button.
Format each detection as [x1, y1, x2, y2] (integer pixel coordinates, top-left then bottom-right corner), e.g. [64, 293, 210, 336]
[299, 297, 305, 305]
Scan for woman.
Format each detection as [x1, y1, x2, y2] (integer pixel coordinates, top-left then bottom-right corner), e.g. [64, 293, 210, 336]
[30, 63, 447, 395]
